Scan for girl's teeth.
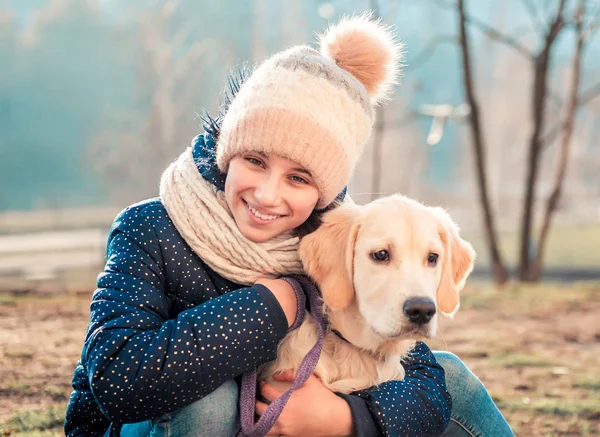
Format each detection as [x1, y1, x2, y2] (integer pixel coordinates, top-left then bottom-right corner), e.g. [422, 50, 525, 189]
[248, 204, 279, 221]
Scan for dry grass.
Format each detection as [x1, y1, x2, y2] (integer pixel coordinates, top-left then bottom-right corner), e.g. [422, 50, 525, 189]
[0, 282, 599, 436]
[429, 280, 600, 436]
[468, 224, 600, 268]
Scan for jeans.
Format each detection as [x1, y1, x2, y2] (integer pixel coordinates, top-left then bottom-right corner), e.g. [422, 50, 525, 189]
[436, 352, 515, 437]
[118, 352, 514, 437]
[117, 379, 240, 437]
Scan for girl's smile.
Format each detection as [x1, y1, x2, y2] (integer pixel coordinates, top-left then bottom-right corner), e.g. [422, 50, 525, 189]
[225, 153, 319, 243]
[244, 199, 285, 223]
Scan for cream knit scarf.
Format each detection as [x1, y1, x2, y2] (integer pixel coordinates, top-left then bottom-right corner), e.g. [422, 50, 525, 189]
[159, 147, 304, 285]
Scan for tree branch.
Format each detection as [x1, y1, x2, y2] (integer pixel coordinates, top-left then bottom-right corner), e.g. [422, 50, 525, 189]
[546, 0, 568, 41]
[543, 81, 600, 145]
[457, 0, 508, 284]
[531, 0, 585, 281]
[429, 0, 533, 59]
[518, 0, 567, 280]
[472, 18, 534, 59]
[521, 0, 544, 32]
[585, 0, 600, 35]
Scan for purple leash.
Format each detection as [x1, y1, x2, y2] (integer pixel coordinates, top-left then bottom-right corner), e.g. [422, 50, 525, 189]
[237, 276, 326, 437]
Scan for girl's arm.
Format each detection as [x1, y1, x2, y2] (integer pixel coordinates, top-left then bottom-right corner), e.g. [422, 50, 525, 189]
[337, 342, 452, 437]
[257, 342, 450, 437]
[83, 203, 289, 423]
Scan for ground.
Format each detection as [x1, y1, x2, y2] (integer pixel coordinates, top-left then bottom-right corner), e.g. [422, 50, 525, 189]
[0, 281, 598, 436]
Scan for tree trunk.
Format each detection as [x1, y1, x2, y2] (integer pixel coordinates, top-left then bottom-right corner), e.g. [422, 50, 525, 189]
[530, 1, 585, 281]
[518, 0, 566, 281]
[458, 0, 508, 284]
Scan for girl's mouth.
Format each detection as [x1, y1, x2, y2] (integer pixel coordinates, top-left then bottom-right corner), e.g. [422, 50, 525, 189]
[244, 200, 283, 223]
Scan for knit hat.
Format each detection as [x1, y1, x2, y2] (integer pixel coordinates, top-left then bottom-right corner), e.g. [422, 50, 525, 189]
[216, 14, 404, 208]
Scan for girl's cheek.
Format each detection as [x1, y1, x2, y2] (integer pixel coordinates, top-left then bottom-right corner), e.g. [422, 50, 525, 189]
[298, 193, 319, 217]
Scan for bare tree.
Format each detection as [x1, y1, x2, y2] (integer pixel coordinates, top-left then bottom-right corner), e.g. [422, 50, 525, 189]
[530, 0, 594, 280]
[430, 0, 600, 282]
[518, 0, 567, 280]
[457, 0, 509, 284]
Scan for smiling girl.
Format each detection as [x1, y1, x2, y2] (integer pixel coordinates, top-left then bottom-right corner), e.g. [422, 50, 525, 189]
[225, 153, 319, 243]
[65, 14, 513, 437]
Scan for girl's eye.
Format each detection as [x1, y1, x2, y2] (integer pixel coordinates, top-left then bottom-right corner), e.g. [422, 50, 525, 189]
[290, 175, 309, 184]
[427, 253, 439, 266]
[245, 156, 264, 167]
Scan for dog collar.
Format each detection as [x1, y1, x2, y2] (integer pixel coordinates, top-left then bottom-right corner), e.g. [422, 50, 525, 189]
[331, 328, 352, 345]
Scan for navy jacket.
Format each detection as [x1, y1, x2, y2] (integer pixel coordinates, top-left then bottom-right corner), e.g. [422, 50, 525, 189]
[65, 198, 451, 436]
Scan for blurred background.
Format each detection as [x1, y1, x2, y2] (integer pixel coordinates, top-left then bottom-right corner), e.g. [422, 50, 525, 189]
[0, 0, 599, 436]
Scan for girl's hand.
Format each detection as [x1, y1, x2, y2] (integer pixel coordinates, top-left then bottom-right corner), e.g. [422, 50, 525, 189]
[255, 278, 298, 328]
[256, 370, 355, 437]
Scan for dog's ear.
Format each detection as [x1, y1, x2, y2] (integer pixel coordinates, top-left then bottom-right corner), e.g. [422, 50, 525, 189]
[433, 208, 475, 317]
[299, 204, 361, 310]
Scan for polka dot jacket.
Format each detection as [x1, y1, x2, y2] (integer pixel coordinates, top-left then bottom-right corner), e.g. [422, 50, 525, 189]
[64, 141, 451, 436]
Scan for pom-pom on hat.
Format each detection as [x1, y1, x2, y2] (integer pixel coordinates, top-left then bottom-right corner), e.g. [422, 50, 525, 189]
[216, 13, 404, 208]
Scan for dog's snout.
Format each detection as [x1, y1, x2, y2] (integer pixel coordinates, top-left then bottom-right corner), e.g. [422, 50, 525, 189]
[403, 298, 436, 325]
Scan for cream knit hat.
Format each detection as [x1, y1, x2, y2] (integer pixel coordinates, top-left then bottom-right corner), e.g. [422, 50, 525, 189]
[216, 14, 403, 208]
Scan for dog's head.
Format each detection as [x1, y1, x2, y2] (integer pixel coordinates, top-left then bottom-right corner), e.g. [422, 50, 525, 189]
[300, 194, 475, 346]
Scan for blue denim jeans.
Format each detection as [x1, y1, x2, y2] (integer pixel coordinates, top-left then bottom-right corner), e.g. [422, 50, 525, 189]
[118, 352, 514, 437]
[436, 352, 515, 437]
[117, 379, 240, 437]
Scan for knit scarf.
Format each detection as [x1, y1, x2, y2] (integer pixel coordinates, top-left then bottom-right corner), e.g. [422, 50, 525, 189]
[159, 135, 304, 285]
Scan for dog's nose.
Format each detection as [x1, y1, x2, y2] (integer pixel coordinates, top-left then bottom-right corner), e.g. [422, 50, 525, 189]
[403, 298, 436, 325]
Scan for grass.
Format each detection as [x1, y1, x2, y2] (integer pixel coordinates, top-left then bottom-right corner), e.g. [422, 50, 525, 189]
[573, 376, 600, 392]
[0, 294, 16, 306]
[2, 280, 600, 436]
[459, 279, 600, 314]
[499, 396, 600, 418]
[468, 223, 600, 269]
[1, 383, 34, 397]
[0, 405, 66, 436]
[488, 352, 556, 368]
[4, 350, 34, 360]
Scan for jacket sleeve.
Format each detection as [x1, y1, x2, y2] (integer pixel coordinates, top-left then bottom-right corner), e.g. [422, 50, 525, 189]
[341, 342, 452, 437]
[83, 205, 289, 423]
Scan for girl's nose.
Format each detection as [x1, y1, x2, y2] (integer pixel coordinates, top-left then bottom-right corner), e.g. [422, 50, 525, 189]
[255, 177, 281, 207]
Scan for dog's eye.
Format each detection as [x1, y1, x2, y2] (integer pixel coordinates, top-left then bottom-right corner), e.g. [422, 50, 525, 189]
[371, 250, 390, 262]
[427, 253, 439, 266]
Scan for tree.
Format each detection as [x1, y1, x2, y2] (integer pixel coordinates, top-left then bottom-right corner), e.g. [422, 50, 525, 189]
[530, 0, 598, 280]
[518, 0, 568, 281]
[432, 0, 600, 282]
[457, 0, 509, 284]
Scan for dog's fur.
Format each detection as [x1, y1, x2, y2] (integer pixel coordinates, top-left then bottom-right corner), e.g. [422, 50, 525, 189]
[259, 194, 475, 394]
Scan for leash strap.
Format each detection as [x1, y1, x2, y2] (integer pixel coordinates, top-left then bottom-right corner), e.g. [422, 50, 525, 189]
[237, 276, 325, 437]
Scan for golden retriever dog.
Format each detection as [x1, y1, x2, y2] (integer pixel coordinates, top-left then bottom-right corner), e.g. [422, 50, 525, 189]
[259, 194, 475, 394]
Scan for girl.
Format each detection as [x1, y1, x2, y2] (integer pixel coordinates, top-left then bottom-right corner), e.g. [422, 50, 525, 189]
[65, 15, 514, 437]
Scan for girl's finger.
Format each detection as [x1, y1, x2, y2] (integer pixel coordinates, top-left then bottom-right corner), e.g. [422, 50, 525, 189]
[255, 400, 269, 416]
[260, 381, 284, 402]
[256, 401, 283, 436]
[273, 369, 295, 382]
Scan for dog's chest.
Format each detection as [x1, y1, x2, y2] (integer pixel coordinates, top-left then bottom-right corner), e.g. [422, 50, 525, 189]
[258, 313, 406, 394]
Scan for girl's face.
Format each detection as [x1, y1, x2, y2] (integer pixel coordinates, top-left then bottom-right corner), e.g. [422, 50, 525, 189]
[225, 152, 320, 243]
